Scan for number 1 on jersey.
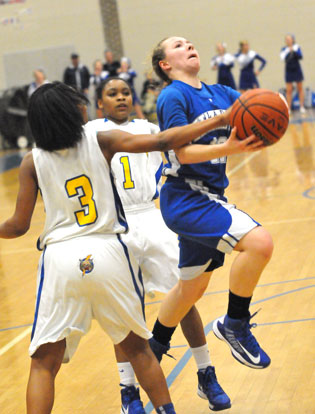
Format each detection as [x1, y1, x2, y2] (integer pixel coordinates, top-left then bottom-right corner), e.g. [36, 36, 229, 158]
[120, 156, 135, 189]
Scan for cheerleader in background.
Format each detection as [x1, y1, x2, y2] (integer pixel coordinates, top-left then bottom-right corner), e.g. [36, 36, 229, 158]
[210, 42, 236, 89]
[235, 40, 266, 92]
[280, 34, 305, 114]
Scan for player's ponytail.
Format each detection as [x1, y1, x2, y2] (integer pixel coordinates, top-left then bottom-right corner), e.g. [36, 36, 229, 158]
[152, 38, 172, 84]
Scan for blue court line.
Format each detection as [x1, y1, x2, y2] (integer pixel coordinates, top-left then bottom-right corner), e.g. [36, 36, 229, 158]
[290, 117, 315, 125]
[144, 276, 315, 306]
[144, 284, 315, 413]
[303, 186, 315, 199]
[0, 323, 32, 332]
[4, 277, 312, 332]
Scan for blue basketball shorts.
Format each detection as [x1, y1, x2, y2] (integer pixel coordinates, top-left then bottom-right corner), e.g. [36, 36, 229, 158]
[160, 178, 260, 280]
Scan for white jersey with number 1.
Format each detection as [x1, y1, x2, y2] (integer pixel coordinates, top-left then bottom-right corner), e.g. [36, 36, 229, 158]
[87, 118, 180, 294]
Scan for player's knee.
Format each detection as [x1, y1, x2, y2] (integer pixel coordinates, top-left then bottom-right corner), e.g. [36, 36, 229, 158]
[254, 228, 274, 261]
[180, 279, 208, 302]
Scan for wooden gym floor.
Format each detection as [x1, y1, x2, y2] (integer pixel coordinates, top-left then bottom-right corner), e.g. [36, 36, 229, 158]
[0, 110, 314, 414]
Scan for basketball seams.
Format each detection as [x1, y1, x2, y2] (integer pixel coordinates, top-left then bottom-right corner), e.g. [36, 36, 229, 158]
[246, 103, 289, 121]
[236, 98, 288, 140]
[241, 102, 288, 139]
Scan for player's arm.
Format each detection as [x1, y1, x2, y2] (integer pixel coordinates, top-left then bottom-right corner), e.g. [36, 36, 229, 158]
[0, 152, 38, 238]
[97, 112, 231, 163]
[255, 54, 267, 75]
[175, 127, 263, 164]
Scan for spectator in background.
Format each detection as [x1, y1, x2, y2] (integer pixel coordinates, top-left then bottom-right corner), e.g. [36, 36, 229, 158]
[103, 49, 120, 76]
[235, 41, 266, 92]
[141, 71, 162, 100]
[63, 53, 90, 96]
[210, 42, 236, 90]
[90, 59, 109, 118]
[141, 71, 162, 124]
[280, 34, 305, 114]
[118, 57, 145, 119]
[27, 69, 50, 98]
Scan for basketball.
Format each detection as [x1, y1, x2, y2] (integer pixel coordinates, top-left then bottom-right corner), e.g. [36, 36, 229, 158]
[230, 89, 290, 146]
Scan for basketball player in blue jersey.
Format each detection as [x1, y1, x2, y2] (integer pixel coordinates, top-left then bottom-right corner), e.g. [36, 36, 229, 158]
[148, 37, 273, 400]
[0, 82, 237, 414]
[235, 40, 266, 92]
[89, 77, 230, 412]
[210, 42, 236, 90]
[280, 34, 306, 114]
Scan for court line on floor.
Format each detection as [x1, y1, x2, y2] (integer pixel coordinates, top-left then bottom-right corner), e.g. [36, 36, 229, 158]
[263, 216, 315, 225]
[144, 284, 315, 413]
[0, 326, 32, 356]
[144, 276, 315, 305]
[227, 152, 259, 177]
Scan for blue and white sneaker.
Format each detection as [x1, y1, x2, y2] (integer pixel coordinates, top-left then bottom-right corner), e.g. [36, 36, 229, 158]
[156, 403, 176, 413]
[197, 366, 231, 411]
[120, 385, 146, 414]
[213, 312, 270, 369]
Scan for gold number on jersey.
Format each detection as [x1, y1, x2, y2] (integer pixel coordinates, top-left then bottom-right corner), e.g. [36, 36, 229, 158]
[120, 156, 135, 189]
[65, 175, 98, 226]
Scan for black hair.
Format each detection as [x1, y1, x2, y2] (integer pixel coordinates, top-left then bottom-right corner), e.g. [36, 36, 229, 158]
[28, 82, 89, 151]
[151, 38, 172, 84]
[96, 76, 131, 101]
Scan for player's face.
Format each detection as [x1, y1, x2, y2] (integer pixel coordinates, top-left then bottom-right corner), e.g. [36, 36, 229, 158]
[285, 35, 294, 47]
[161, 37, 200, 76]
[241, 43, 249, 53]
[98, 79, 133, 124]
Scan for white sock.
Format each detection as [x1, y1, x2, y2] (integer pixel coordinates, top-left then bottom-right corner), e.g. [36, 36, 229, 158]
[191, 344, 212, 370]
[117, 362, 136, 387]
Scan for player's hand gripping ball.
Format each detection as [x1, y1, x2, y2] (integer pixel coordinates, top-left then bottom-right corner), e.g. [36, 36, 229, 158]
[230, 89, 289, 146]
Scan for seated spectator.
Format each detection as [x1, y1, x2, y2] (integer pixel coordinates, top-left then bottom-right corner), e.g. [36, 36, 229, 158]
[141, 71, 162, 124]
[141, 70, 162, 101]
[28, 69, 50, 98]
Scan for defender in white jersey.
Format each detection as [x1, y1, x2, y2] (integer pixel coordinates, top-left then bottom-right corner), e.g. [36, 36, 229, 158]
[90, 77, 232, 413]
[0, 82, 234, 414]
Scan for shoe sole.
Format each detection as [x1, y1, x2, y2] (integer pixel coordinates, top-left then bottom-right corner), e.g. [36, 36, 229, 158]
[197, 388, 231, 411]
[212, 317, 267, 369]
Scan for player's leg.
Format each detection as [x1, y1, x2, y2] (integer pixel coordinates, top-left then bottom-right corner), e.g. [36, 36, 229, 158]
[212, 207, 273, 369]
[156, 272, 211, 328]
[296, 81, 305, 113]
[26, 340, 66, 414]
[179, 306, 231, 411]
[114, 344, 144, 414]
[286, 82, 293, 112]
[117, 331, 176, 414]
[230, 226, 273, 297]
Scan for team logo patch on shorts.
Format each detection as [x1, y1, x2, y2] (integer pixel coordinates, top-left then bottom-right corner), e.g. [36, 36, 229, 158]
[79, 255, 94, 277]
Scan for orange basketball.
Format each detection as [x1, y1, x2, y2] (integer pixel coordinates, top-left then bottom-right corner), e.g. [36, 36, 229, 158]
[230, 89, 289, 146]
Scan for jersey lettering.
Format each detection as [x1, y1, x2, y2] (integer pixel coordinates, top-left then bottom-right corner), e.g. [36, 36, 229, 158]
[120, 156, 135, 189]
[65, 175, 98, 226]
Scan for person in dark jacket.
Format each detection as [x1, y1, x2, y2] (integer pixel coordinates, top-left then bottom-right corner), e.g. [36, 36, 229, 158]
[63, 53, 90, 95]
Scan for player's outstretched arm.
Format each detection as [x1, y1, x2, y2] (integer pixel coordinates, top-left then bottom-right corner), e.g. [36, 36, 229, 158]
[175, 127, 264, 164]
[0, 152, 38, 239]
[97, 111, 230, 163]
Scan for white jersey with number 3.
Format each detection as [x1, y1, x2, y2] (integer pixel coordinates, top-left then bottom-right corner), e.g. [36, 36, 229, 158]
[33, 123, 127, 249]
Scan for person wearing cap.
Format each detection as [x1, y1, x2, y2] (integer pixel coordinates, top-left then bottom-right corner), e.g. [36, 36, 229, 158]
[63, 53, 90, 95]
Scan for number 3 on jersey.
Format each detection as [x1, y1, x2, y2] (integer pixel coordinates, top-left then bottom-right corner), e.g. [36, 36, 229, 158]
[120, 156, 135, 189]
[65, 175, 98, 226]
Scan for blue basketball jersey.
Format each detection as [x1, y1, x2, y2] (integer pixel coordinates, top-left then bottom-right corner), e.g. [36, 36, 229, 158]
[157, 80, 240, 194]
